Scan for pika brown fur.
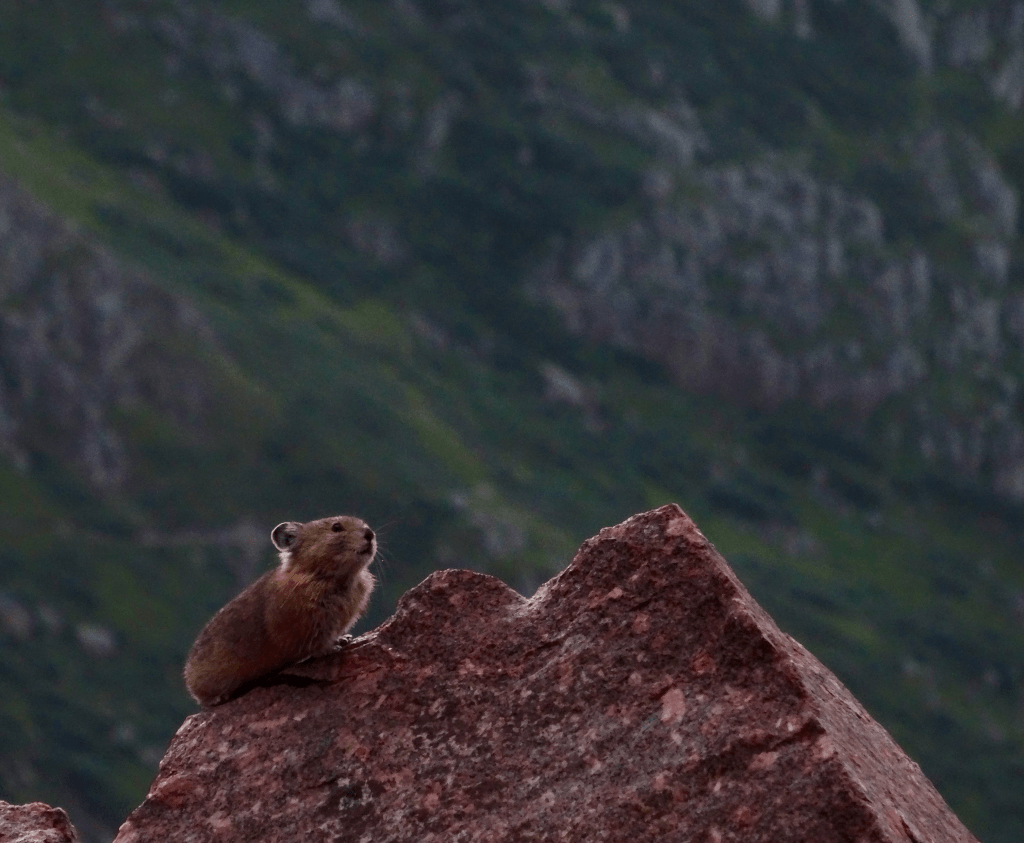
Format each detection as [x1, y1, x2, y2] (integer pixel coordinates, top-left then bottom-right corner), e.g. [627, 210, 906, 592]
[183, 515, 376, 706]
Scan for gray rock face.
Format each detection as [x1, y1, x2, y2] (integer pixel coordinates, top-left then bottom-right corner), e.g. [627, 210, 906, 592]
[528, 128, 1024, 498]
[114, 506, 977, 843]
[209, 19, 376, 132]
[146, 2, 377, 137]
[529, 156, 925, 413]
[0, 172, 224, 490]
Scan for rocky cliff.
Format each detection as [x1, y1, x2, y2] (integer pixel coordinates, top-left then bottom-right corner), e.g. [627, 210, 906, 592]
[114, 506, 978, 843]
[0, 171, 243, 494]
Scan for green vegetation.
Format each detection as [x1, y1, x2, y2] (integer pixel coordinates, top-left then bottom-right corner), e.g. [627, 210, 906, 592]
[0, 2, 1023, 842]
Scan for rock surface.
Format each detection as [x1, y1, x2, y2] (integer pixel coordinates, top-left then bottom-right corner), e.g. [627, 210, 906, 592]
[0, 171, 240, 491]
[115, 504, 978, 843]
[528, 141, 1024, 500]
[0, 801, 81, 843]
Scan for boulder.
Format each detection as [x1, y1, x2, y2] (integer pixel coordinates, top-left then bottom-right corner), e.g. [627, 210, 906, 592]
[115, 504, 978, 842]
[0, 801, 81, 843]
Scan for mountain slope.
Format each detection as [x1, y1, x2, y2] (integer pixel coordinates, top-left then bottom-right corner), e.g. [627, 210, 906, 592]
[0, 2, 1023, 841]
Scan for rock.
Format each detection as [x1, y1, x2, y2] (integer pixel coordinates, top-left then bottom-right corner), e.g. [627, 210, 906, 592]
[744, 0, 781, 22]
[115, 505, 977, 843]
[305, 0, 363, 32]
[528, 156, 930, 418]
[74, 623, 118, 658]
[0, 171, 235, 491]
[155, 11, 376, 136]
[993, 47, 1024, 109]
[0, 801, 81, 843]
[525, 140, 1024, 501]
[946, 10, 991, 67]
[880, 0, 932, 72]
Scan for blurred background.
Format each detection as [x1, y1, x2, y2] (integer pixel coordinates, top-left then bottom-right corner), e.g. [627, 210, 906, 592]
[0, 0, 1022, 840]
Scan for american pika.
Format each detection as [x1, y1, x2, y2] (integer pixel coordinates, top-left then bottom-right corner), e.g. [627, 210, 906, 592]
[184, 515, 377, 706]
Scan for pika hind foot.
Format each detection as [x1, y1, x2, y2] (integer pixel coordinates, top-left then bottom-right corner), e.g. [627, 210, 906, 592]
[333, 634, 354, 651]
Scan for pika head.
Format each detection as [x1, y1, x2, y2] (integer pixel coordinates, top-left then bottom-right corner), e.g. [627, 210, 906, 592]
[271, 515, 376, 578]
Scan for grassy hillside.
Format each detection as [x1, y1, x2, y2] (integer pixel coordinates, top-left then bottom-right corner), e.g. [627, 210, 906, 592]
[1, 2, 1023, 841]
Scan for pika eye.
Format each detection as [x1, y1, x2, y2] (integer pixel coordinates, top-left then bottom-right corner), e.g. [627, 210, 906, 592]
[332, 522, 342, 532]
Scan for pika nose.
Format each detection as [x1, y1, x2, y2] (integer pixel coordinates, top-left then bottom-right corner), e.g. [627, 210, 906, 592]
[364, 527, 375, 542]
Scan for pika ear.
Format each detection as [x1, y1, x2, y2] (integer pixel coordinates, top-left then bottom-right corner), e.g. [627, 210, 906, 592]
[271, 522, 301, 551]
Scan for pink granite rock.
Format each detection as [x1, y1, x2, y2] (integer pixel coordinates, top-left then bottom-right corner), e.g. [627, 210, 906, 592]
[0, 801, 81, 843]
[115, 504, 978, 843]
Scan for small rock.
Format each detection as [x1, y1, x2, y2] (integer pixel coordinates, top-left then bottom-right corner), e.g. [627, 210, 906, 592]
[0, 800, 81, 843]
[75, 623, 117, 658]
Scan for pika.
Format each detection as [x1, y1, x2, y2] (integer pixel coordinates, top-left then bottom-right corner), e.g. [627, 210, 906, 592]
[184, 515, 376, 706]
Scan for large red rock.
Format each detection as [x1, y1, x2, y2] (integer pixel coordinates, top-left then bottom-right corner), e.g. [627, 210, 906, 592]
[115, 504, 978, 842]
[0, 801, 81, 843]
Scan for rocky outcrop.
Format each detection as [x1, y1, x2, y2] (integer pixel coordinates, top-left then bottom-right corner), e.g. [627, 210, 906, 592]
[528, 135, 1024, 498]
[521, 2, 1024, 504]
[114, 505, 977, 843]
[0, 801, 81, 843]
[0, 172, 238, 491]
[529, 156, 913, 414]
